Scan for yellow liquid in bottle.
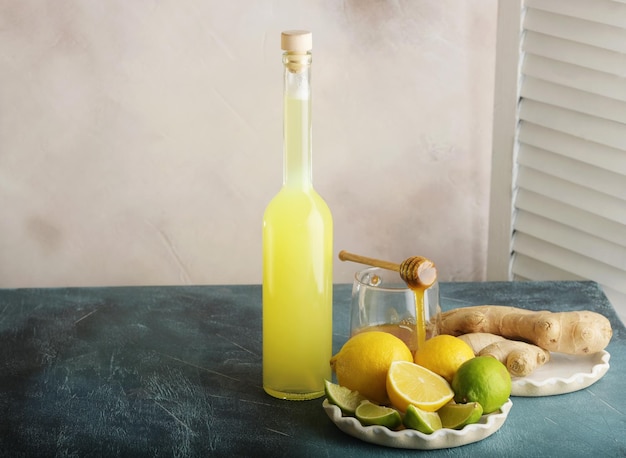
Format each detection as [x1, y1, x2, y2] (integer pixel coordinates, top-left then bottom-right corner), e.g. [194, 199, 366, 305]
[263, 190, 332, 399]
[262, 94, 333, 399]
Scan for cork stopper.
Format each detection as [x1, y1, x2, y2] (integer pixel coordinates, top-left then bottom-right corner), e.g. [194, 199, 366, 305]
[281, 30, 312, 52]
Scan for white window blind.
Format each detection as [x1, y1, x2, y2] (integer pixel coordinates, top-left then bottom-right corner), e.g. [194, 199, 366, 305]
[488, 0, 626, 318]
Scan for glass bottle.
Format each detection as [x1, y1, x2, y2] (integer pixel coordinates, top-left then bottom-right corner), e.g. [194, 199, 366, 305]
[262, 30, 333, 400]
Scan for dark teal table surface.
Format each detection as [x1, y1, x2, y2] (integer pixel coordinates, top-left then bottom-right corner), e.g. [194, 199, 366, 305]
[0, 281, 624, 457]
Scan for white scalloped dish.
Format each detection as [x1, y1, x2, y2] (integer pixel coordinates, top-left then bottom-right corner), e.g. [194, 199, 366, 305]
[511, 350, 610, 396]
[323, 399, 512, 450]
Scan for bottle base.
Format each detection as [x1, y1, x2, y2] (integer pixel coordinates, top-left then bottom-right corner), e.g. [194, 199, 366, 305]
[264, 385, 325, 401]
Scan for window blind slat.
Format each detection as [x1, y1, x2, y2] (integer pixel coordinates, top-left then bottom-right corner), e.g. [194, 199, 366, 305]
[521, 77, 626, 124]
[512, 252, 586, 281]
[524, 7, 626, 52]
[516, 189, 626, 247]
[523, 31, 626, 76]
[512, 233, 626, 294]
[518, 144, 626, 199]
[516, 166, 626, 225]
[525, 0, 626, 29]
[518, 123, 626, 175]
[519, 100, 626, 150]
[515, 210, 626, 269]
[522, 54, 626, 102]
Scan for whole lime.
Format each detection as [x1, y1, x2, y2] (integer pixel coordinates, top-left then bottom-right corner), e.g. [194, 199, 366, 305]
[451, 356, 511, 414]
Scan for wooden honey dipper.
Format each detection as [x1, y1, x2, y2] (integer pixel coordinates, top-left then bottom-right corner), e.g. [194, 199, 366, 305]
[338, 250, 437, 290]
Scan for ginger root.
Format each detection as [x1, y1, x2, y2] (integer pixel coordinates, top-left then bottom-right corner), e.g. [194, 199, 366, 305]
[457, 332, 506, 354]
[458, 332, 550, 377]
[440, 305, 612, 355]
[481, 340, 550, 377]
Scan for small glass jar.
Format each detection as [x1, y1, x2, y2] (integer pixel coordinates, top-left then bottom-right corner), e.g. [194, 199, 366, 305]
[349, 267, 441, 352]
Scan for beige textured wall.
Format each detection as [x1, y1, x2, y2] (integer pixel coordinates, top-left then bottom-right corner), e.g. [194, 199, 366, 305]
[0, 1, 498, 287]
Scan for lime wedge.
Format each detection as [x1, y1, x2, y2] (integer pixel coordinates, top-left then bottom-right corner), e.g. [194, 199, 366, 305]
[438, 402, 483, 429]
[403, 404, 442, 434]
[324, 380, 366, 415]
[355, 401, 402, 429]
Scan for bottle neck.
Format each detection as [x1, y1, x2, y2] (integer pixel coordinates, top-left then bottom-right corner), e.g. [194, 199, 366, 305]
[283, 51, 312, 190]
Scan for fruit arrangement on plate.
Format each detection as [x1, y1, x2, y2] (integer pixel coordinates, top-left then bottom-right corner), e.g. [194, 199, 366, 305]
[325, 333, 511, 441]
[324, 306, 613, 449]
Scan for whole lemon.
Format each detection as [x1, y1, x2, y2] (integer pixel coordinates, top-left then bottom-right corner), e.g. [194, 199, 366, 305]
[414, 334, 475, 382]
[451, 356, 512, 414]
[330, 331, 413, 404]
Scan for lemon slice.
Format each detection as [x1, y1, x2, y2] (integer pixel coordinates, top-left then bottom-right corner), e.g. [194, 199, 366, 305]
[355, 401, 402, 429]
[386, 360, 455, 412]
[403, 404, 442, 434]
[324, 380, 366, 415]
[438, 402, 484, 429]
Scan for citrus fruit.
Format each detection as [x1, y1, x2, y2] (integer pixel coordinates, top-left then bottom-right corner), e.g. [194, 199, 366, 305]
[414, 334, 475, 382]
[438, 402, 483, 429]
[330, 331, 413, 404]
[386, 360, 455, 412]
[324, 380, 366, 415]
[355, 401, 402, 429]
[451, 356, 511, 414]
[403, 404, 442, 434]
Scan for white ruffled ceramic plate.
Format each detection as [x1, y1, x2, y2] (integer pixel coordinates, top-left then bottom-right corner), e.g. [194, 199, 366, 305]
[511, 350, 610, 397]
[323, 399, 512, 450]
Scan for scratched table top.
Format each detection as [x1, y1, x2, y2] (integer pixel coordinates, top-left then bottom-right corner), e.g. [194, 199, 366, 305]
[0, 281, 624, 457]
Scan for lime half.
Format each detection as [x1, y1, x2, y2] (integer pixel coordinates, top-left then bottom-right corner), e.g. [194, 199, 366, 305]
[403, 404, 442, 434]
[355, 401, 402, 429]
[438, 402, 483, 429]
[324, 380, 366, 415]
